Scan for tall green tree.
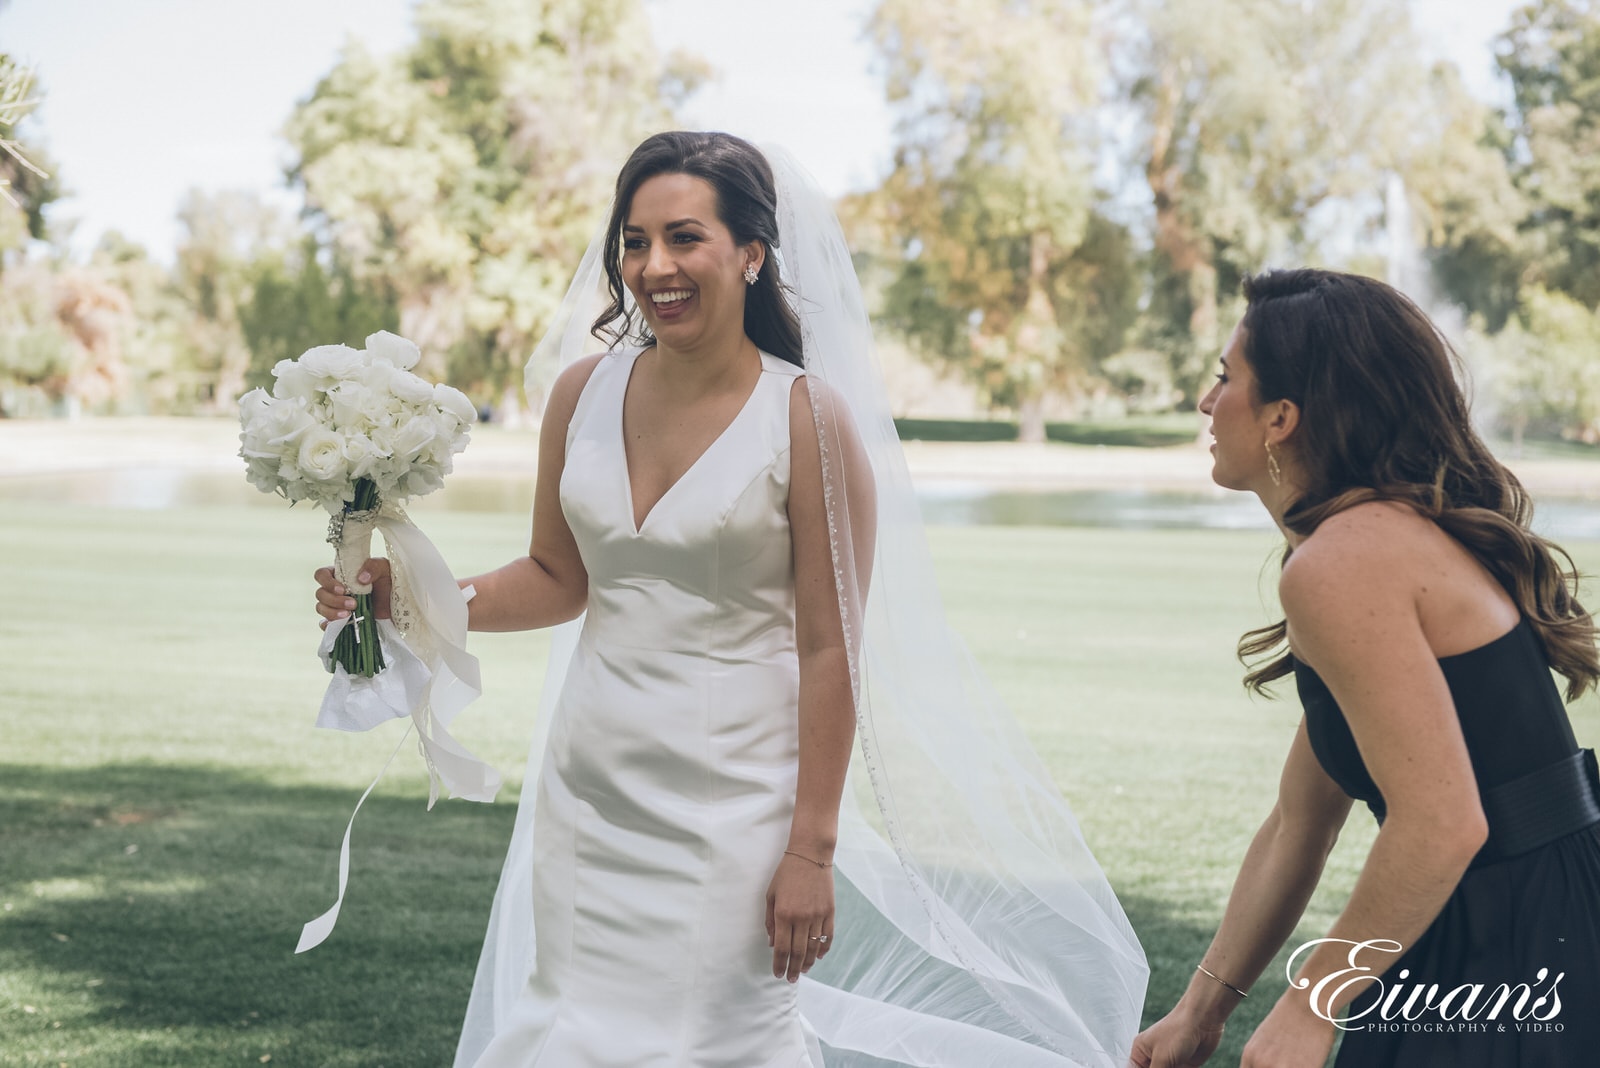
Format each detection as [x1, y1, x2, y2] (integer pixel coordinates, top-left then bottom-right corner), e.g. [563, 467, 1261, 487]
[1403, 65, 1527, 333]
[285, 0, 692, 414]
[239, 240, 398, 391]
[1127, 0, 1431, 392]
[1498, 0, 1600, 309]
[169, 189, 295, 410]
[866, 0, 1136, 440]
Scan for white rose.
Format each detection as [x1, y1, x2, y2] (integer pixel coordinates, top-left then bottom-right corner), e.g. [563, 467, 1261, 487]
[326, 381, 378, 431]
[239, 401, 310, 470]
[238, 387, 271, 424]
[417, 433, 454, 472]
[341, 433, 383, 481]
[238, 427, 280, 463]
[263, 397, 316, 447]
[433, 382, 478, 425]
[298, 344, 366, 382]
[297, 427, 350, 483]
[389, 370, 436, 407]
[391, 415, 438, 462]
[238, 391, 278, 460]
[358, 359, 399, 395]
[368, 421, 398, 456]
[365, 331, 422, 371]
[271, 359, 317, 401]
[429, 410, 469, 456]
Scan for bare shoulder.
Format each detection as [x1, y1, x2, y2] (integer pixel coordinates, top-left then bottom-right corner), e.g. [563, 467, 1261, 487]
[1280, 501, 1436, 615]
[1283, 501, 1431, 580]
[786, 374, 863, 444]
[543, 353, 609, 425]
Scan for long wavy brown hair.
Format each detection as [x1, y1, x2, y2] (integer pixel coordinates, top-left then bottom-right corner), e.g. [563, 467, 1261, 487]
[1234, 269, 1598, 700]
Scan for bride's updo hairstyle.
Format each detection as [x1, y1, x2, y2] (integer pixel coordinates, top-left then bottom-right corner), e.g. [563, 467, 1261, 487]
[1235, 268, 1599, 698]
[592, 131, 804, 368]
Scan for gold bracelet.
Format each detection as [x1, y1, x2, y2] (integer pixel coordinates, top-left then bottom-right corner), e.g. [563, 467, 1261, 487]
[1197, 963, 1249, 999]
[784, 849, 833, 869]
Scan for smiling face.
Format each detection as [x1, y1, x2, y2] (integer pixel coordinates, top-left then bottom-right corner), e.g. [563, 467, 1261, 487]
[1198, 322, 1282, 493]
[620, 172, 762, 354]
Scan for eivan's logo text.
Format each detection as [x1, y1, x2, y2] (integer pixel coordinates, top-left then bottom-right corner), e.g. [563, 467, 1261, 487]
[1287, 939, 1565, 1033]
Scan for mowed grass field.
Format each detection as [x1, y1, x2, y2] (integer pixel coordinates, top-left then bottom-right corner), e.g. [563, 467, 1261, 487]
[2, 499, 1597, 1066]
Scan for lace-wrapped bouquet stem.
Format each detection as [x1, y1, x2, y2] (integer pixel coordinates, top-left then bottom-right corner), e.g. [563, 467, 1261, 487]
[326, 478, 386, 677]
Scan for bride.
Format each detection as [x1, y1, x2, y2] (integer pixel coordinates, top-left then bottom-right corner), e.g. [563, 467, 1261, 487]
[316, 131, 1147, 1067]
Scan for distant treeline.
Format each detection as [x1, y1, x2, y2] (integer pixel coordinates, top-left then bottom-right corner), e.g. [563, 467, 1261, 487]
[4, 0, 1600, 446]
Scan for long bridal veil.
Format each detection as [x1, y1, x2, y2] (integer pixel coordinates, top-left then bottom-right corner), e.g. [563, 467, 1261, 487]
[455, 145, 1147, 1068]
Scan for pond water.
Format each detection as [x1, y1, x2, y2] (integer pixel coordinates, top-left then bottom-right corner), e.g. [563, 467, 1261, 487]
[4, 468, 1600, 538]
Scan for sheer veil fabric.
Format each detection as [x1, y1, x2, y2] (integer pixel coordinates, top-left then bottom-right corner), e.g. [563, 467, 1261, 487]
[454, 147, 1147, 1068]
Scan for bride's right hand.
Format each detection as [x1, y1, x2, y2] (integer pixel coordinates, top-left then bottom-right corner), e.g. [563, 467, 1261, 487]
[314, 559, 392, 628]
[1126, 1008, 1225, 1068]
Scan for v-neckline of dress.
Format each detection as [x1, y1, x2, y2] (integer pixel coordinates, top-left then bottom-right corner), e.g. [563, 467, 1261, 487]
[619, 349, 767, 536]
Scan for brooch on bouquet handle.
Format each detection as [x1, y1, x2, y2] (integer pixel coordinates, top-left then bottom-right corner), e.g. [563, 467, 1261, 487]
[236, 330, 502, 952]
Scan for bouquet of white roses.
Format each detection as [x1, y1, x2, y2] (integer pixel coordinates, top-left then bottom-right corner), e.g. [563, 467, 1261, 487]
[237, 331, 476, 677]
[237, 331, 501, 953]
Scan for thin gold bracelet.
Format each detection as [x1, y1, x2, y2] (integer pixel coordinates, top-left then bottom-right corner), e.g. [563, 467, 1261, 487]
[783, 849, 833, 869]
[1197, 963, 1249, 999]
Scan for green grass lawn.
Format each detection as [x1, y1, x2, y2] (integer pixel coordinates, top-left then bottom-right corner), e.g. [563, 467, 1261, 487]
[2, 501, 1596, 1066]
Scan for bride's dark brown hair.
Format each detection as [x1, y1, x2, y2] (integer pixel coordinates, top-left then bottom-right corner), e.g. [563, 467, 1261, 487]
[1236, 268, 1599, 699]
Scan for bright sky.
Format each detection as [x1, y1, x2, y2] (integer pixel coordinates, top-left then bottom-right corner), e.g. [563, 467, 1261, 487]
[0, 0, 1519, 263]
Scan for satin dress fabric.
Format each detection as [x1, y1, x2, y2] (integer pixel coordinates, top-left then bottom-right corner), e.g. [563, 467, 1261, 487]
[1296, 620, 1600, 1067]
[471, 349, 820, 1068]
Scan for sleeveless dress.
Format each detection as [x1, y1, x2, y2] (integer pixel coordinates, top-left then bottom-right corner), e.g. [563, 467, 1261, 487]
[471, 349, 819, 1068]
[1295, 620, 1600, 1067]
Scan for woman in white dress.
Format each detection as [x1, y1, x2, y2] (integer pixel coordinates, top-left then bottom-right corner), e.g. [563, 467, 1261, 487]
[317, 132, 1148, 1068]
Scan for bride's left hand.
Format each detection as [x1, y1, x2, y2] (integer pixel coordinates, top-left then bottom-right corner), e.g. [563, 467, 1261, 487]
[766, 851, 835, 983]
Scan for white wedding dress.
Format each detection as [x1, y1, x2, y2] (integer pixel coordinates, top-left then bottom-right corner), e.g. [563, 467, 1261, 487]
[460, 145, 1147, 1068]
[471, 347, 821, 1068]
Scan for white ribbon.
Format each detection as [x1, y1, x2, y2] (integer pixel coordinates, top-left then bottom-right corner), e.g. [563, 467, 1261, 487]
[298, 502, 501, 953]
[294, 727, 411, 954]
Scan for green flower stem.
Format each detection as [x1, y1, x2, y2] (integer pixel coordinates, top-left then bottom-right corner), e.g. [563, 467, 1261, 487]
[331, 591, 385, 677]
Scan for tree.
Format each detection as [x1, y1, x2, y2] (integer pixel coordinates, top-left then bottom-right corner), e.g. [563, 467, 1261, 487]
[1126, 0, 1432, 393]
[0, 261, 76, 414]
[1403, 65, 1527, 333]
[1471, 285, 1600, 444]
[87, 232, 196, 414]
[1497, 0, 1600, 309]
[285, 0, 692, 415]
[0, 54, 61, 262]
[866, 0, 1135, 440]
[238, 240, 398, 392]
[169, 189, 296, 410]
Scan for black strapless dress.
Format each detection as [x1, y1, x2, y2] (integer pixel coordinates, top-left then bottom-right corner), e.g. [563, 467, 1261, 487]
[1295, 619, 1600, 1067]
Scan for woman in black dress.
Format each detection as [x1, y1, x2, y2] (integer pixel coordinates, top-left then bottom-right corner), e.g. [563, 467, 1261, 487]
[1129, 269, 1600, 1068]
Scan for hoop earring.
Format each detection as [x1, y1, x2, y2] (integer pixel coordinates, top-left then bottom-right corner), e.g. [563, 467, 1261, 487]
[1265, 440, 1282, 487]
[743, 264, 759, 285]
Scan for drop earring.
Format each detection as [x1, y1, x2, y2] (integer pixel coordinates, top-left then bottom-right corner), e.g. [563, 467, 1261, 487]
[1265, 440, 1282, 486]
